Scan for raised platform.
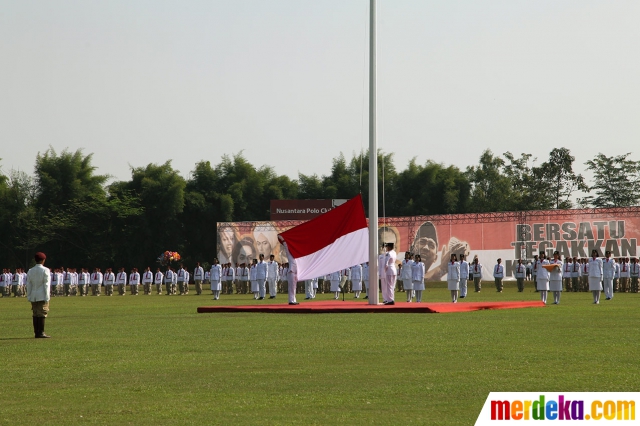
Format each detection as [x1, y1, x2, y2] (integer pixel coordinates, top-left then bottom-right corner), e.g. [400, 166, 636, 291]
[197, 300, 545, 314]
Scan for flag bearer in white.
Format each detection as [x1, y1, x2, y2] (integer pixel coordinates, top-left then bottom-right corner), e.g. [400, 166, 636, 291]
[193, 262, 204, 295]
[459, 254, 469, 298]
[267, 255, 279, 299]
[116, 267, 127, 296]
[256, 254, 268, 300]
[362, 262, 370, 299]
[329, 270, 341, 299]
[412, 255, 425, 302]
[154, 268, 164, 295]
[588, 250, 603, 304]
[142, 267, 153, 295]
[549, 251, 563, 304]
[401, 253, 414, 302]
[493, 259, 504, 292]
[447, 254, 460, 303]
[378, 250, 386, 302]
[287, 261, 299, 305]
[129, 268, 140, 295]
[250, 259, 259, 299]
[536, 252, 550, 304]
[383, 243, 398, 305]
[304, 278, 313, 299]
[350, 263, 363, 299]
[602, 251, 615, 300]
[514, 259, 526, 292]
[210, 259, 222, 300]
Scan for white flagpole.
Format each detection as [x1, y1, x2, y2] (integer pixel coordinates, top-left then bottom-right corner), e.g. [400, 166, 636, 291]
[368, 0, 379, 305]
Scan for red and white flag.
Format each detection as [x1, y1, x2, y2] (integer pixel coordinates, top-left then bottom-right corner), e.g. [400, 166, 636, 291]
[277, 195, 368, 282]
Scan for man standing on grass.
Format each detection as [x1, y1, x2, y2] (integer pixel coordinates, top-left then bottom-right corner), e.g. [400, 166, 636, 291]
[142, 267, 153, 295]
[383, 243, 397, 305]
[26, 252, 51, 338]
[116, 267, 127, 296]
[91, 268, 103, 296]
[193, 262, 204, 295]
[267, 255, 279, 299]
[154, 268, 164, 295]
[256, 254, 268, 300]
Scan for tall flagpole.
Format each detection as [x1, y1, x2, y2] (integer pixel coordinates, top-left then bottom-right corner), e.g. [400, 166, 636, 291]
[368, 0, 379, 305]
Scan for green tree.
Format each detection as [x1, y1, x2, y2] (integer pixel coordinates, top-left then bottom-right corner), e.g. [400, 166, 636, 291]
[466, 150, 514, 212]
[535, 147, 587, 209]
[583, 153, 640, 207]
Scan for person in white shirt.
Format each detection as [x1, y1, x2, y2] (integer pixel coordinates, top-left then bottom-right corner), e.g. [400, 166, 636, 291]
[562, 257, 573, 292]
[448, 254, 460, 303]
[164, 267, 175, 295]
[90, 268, 103, 296]
[471, 256, 483, 292]
[383, 243, 398, 305]
[378, 249, 386, 302]
[493, 259, 504, 293]
[412, 255, 426, 302]
[78, 268, 88, 296]
[204, 269, 211, 290]
[62, 268, 72, 297]
[459, 254, 469, 298]
[238, 263, 249, 294]
[602, 251, 615, 300]
[256, 254, 268, 300]
[613, 258, 620, 293]
[50, 268, 60, 297]
[536, 252, 550, 304]
[514, 259, 526, 292]
[249, 259, 259, 300]
[588, 249, 603, 304]
[266, 255, 279, 299]
[193, 262, 204, 295]
[350, 263, 363, 299]
[581, 258, 589, 292]
[548, 251, 563, 304]
[223, 263, 235, 295]
[571, 257, 580, 293]
[104, 268, 116, 296]
[329, 270, 341, 300]
[619, 257, 630, 293]
[129, 268, 141, 295]
[0, 268, 7, 297]
[400, 253, 414, 302]
[142, 267, 153, 295]
[12, 268, 23, 298]
[27, 252, 52, 338]
[177, 265, 187, 296]
[184, 270, 190, 295]
[362, 262, 370, 299]
[531, 255, 540, 292]
[210, 259, 223, 300]
[630, 257, 639, 293]
[287, 260, 299, 305]
[116, 267, 127, 296]
[154, 268, 164, 295]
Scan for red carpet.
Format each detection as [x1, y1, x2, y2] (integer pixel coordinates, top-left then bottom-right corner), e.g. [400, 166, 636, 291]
[197, 300, 545, 314]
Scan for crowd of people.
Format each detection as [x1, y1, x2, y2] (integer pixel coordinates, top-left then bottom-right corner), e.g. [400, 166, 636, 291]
[3, 247, 638, 307]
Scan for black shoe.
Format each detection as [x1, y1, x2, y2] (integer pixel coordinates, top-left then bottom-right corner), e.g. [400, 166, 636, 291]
[269, 296, 275, 299]
[460, 295, 465, 298]
[258, 297, 264, 300]
[289, 302, 299, 305]
[364, 296, 368, 299]
[386, 301, 395, 305]
[304, 297, 310, 300]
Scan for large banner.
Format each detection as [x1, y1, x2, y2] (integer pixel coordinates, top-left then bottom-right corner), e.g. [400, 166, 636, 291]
[217, 207, 640, 281]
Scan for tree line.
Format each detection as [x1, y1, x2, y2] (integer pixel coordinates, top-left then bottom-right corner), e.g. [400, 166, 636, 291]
[0, 147, 638, 269]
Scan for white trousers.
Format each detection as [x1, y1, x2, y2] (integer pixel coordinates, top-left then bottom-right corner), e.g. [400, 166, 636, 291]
[603, 277, 614, 299]
[288, 279, 297, 303]
[459, 278, 468, 297]
[267, 278, 277, 296]
[304, 281, 313, 299]
[258, 279, 267, 298]
[384, 274, 396, 302]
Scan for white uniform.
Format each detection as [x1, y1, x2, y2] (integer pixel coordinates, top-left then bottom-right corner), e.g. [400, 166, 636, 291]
[548, 260, 563, 291]
[383, 250, 397, 303]
[250, 265, 258, 294]
[256, 261, 268, 299]
[329, 271, 342, 293]
[411, 261, 425, 291]
[400, 259, 414, 292]
[210, 264, 222, 294]
[267, 260, 279, 297]
[350, 264, 363, 292]
[459, 260, 469, 297]
[602, 257, 615, 299]
[447, 261, 460, 290]
[536, 260, 550, 291]
[362, 263, 370, 293]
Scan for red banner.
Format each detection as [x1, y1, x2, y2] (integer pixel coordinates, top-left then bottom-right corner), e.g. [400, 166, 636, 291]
[218, 207, 640, 281]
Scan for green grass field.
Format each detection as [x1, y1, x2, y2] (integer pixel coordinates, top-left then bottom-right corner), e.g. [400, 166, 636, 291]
[2, 281, 639, 425]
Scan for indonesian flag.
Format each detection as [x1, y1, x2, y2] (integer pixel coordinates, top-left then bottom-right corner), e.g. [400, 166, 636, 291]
[278, 195, 368, 281]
